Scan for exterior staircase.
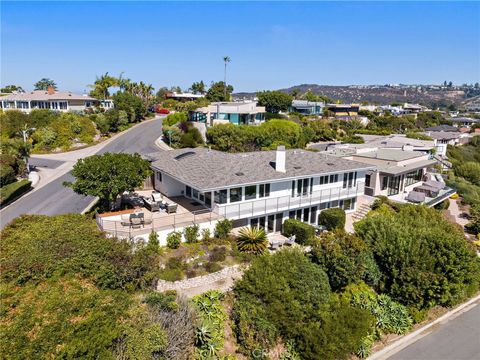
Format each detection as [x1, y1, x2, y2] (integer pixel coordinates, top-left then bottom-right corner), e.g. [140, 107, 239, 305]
[351, 203, 371, 222]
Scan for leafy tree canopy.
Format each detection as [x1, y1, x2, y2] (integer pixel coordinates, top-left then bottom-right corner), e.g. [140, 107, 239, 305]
[257, 90, 293, 113]
[206, 81, 233, 102]
[34, 78, 57, 91]
[64, 153, 152, 209]
[1, 85, 24, 93]
[355, 205, 480, 309]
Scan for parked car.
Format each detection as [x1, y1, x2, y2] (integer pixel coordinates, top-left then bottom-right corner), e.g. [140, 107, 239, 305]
[156, 107, 170, 114]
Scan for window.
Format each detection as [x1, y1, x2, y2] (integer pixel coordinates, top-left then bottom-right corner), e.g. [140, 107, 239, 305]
[259, 183, 270, 198]
[245, 185, 257, 200]
[291, 181, 295, 197]
[214, 189, 228, 204]
[348, 172, 354, 187]
[204, 192, 212, 207]
[381, 176, 388, 190]
[289, 211, 295, 219]
[309, 178, 313, 194]
[192, 188, 199, 199]
[320, 175, 328, 185]
[303, 208, 310, 222]
[156, 172, 162, 182]
[365, 174, 371, 187]
[186, 186, 192, 197]
[330, 200, 339, 208]
[320, 202, 329, 210]
[292, 178, 311, 197]
[405, 169, 423, 187]
[296, 209, 302, 220]
[329, 174, 339, 183]
[342, 198, 356, 211]
[310, 206, 317, 224]
[343, 173, 348, 188]
[59, 101, 68, 110]
[251, 218, 259, 228]
[230, 187, 242, 203]
[387, 176, 401, 196]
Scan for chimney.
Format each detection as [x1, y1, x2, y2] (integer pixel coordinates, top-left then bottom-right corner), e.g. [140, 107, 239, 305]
[47, 86, 55, 95]
[275, 145, 286, 173]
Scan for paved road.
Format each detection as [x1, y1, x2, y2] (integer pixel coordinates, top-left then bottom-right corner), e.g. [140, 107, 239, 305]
[388, 302, 480, 360]
[0, 117, 163, 228]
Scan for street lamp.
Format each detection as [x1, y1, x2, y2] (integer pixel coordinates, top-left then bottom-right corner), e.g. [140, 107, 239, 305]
[20, 125, 35, 174]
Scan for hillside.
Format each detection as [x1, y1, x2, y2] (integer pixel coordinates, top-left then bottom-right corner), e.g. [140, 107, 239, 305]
[234, 84, 480, 107]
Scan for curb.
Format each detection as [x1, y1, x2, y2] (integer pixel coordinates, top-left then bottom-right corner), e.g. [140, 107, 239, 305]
[81, 197, 99, 215]
[368, 294, 480, 360]
[155, 136, 173, 151]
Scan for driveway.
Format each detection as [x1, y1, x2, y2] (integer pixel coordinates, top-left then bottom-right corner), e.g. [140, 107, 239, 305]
[0, 116, 164, 229]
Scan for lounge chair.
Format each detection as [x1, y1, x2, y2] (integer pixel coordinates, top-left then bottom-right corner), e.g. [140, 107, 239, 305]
[143, 197, 160, 212]
[166, 203, 178, 214]
[152, 192, 162, 203]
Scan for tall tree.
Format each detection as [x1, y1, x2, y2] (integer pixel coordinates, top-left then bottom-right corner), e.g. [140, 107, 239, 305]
[190, 81, 206, 95]
[1, 85, 24, 93]
[88, 72, 119, 100]
[206, 81, 233, 102]
[64, 153, 152, 209]
[223, 56, 231, 100]
[34, 78, 57, 91]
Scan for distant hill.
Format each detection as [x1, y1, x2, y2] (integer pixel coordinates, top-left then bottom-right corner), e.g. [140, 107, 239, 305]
[234, 84, 480, 108]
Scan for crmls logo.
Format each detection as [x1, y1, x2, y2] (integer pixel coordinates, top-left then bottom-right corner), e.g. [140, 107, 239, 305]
[252, 348, 268, 358]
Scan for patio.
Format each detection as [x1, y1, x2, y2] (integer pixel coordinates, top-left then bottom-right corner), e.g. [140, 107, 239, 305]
[96, 190, 222, 238]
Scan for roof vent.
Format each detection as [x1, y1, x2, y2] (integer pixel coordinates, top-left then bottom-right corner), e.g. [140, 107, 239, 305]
[327, 162, 334, 166]
[235, 172, 244, 176]
[294, 166, 301, 170]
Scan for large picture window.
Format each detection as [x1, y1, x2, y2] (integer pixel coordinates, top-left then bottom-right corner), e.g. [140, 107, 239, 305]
[230, 187, 242, 203]
[245, 185, 257, 200]
[214, 189, 228, 204]
[405, 169, 423, 187]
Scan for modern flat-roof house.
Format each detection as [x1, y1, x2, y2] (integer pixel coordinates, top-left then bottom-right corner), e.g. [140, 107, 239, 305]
[448, 117, 479, 127]
[189, 101, 266, 125]
[423, 130, 473, 156]
[326, 104, 359, 119]
[165, 92, 204, 101]
[0, 87, 100, 113]
[338, 148, 455, 206]
[96, 146, 373, 243]
[289, 100, 325, 115]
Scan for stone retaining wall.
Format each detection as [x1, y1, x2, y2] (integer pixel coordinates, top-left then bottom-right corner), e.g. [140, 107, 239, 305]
[156, 265, 244, 293]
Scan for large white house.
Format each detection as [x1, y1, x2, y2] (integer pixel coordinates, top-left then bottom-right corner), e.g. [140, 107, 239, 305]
[96, 146, 374, 243]
[0, 87, 111, 113]
[189, 101, 266, 125]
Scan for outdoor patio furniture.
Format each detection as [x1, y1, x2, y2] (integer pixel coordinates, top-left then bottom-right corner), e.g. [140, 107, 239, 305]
[151, 191, 162, 203]
[284, 235, 296, 246]
[406, 190, 426, 203]
[130, 217, 142, 229]
[270, 242, 281, 250]
[166, 203, 178, 214]
[143, 197, 160, 212]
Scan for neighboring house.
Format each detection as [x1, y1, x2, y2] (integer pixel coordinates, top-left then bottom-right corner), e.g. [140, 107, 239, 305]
[448, 117, 479, 127]
[0, 86, 99, 113]
[425, 125, 458, 132]
[423, 130, 473, 156]
[354, 133, 436, 153]
[402, 103, 428, 114]
[165, 92, 204, 101]
[96, 146, 373, 242]
[189, 101, 266, 125]
[325, 104, 359, 119]
[340, 148, 454, 207]
[289, 100, 325, 115]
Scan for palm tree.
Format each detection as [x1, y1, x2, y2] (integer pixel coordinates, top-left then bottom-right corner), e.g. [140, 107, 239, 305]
[223, 56, 231, 100]
[236, 227, 268, 254]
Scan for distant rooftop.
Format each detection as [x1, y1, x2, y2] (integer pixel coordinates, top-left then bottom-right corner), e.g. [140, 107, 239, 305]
[448, 117, 478, 123]
[1, 90, 95, 101]
[425, 125, 458, 132]
[352, 148, 425, 162]
[151, 147, 374, 191]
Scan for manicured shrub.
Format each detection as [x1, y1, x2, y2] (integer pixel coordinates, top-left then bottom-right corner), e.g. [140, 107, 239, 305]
[355, 204, 480, 309]
[163, 112, 188, 127]
[0, 164, 16, 187]
[214, 219, 233, 239]
[310, 230, 380, 290]
[166, 231, 182, 249]
[282, 218, 315, 245]
[318, 208, 346, 230]
[0, 179, 31, 206]
[232, 249, 373, 359]
[184, 224, 200, 243]
[201, 228, 211, 242]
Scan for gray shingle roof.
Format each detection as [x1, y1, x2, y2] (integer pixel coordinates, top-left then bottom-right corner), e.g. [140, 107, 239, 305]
[151, 148, 375, 191]
[425, 125, 458, 132]
[1, 90, 95, 101]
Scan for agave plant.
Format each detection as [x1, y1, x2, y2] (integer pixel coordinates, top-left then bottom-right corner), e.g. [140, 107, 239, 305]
[236, 227, 268, 254]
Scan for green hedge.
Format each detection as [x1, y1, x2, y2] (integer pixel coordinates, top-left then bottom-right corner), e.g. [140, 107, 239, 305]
[318, 208, 346, 230]
[0, 179, 32, 207]
[282, 218, 315, 244]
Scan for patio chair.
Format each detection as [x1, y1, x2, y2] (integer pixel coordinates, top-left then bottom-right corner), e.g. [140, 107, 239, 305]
[152, 192, 162, 203]
[130, 217, 142, 229]
[166, 203, 178, 214]
[270, 242, 281, 250]
[285, 235, 296, 246]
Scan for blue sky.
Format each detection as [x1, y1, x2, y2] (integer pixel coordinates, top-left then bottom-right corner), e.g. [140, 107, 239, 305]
[2, 1, 479, 93]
